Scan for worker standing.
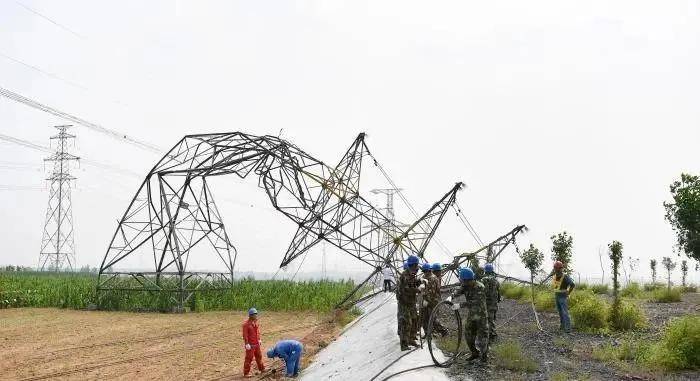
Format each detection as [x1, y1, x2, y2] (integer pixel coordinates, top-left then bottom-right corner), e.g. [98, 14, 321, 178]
[266, 339, 303, 378]
[242, 307, 266, 378]
[423, 262, 448, 337]
[382, 266, 395, 292]
[397, 255, 422, 350]
[481, 263, 501, 339]
[419, 262, 434, 337]
[552, 260, 575, 332]
[447, 268, 489, 363]
[396, 261, 408, 341]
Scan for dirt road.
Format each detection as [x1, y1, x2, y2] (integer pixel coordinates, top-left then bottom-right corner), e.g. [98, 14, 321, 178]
[0, 308, 338, 380]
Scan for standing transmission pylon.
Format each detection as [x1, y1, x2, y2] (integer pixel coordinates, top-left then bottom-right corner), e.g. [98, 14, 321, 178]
[38, 125, 80, 271]
[371, 188, 408, 259]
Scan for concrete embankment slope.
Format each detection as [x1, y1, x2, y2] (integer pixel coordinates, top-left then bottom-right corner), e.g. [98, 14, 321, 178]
[300, 292, 451, 381]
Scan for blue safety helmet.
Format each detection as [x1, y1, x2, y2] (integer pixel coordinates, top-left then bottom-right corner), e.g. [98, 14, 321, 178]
[266, 348, 275, 358]
[248, 307, 258, 316]
[459, 267, 475, 280]
[421, 263, 432, 271]
[406, 255, 419, 266]
[431, 263, 441, 271]
[484, 263, 494, 273]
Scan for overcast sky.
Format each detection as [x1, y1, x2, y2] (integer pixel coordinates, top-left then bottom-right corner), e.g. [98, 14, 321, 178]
[0, 0, 698, 284]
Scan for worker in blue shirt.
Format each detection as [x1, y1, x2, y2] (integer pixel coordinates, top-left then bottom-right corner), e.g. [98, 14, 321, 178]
[266, 339, 303, 378]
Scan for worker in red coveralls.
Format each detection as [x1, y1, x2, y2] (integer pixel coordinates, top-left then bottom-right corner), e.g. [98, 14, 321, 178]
[242, 307, 265, 378]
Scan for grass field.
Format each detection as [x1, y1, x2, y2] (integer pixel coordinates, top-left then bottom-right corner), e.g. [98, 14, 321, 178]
[0, 271, 357, 312]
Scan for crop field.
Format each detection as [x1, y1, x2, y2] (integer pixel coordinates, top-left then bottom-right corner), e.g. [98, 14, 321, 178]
[0, 307, 344, 380]
[0, 272, 357, 312]
[0, 271, 360, 380]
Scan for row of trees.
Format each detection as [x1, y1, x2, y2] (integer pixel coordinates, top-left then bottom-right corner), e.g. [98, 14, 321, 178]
[517, 172, 699, 286]
[1, 265, 100, 273]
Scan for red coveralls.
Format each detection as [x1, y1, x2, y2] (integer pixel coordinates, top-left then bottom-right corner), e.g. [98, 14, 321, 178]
[242, 318, 265, 375]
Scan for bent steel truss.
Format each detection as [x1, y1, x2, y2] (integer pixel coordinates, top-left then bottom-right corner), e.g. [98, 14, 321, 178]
[98, 132, 462, 307]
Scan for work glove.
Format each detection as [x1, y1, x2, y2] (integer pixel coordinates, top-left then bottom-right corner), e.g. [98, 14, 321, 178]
[422, 300, 428, 307]
[451, 303, 460, 311]
[421, 278, 429, 285]
[445, 296, 452, 303]
[245, 343, 252, 350]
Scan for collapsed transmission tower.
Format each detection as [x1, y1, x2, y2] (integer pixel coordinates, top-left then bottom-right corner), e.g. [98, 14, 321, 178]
[38, 125, 80, 271]
[98, 132, 463, 308]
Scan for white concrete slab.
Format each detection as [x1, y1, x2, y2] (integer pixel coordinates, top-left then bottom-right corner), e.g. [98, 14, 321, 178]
[300, 292, 451, 381]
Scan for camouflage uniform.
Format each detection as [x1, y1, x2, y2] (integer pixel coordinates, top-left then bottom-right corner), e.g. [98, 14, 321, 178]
[421, 272, 447, 336]
[452, 281, 489, 359]
[396, 269, 420, 349]
[481, 273, 501, 338]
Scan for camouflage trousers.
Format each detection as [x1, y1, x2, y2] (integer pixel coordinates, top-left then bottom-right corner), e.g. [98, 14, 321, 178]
[487, 306, 498, 337]
[398, 301, 418, 347]
[465, 317, 489, 356]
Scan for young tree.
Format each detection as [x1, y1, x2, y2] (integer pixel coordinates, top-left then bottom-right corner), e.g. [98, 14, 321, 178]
[661, 257, 677, 290]
[519, 243, 544, 300]
[681, 260, 688, 287]
[627, 257, 639, 284]
[650, 259, 657, 283]
[550, 231, 574, 273]
[608, 241, 624, 326]
[664, 173, 700, 262]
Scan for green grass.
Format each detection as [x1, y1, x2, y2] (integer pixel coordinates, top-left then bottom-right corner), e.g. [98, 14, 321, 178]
[570, 293, 609, 332]
[0, 271, 357, 312]
[643, 283, 664, 292]
[534, 291, 556, 311]
[651, 287, 682, 303]
[590, 284, 609, 295]
[593, 315, 700, 372]
[609, 300, 646, 331]
[501, 282, 529, 300]
[620, 282, 643, 298]
[646, 315, 700, 370]
[492, 341, 538, 372]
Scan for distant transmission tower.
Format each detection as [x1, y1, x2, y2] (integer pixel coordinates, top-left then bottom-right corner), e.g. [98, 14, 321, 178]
[38, 125, 79, 271]
[371, 188, 407, 258]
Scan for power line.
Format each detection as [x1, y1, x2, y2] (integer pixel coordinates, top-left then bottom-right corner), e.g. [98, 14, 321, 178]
[0, 85, 163, 154]
[0, 52, 88, 90]
[0, 132, 142, 178]
[14, 1, 85, 39]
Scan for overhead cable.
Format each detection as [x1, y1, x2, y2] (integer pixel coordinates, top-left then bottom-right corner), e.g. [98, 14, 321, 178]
[0, 86, 163, 154]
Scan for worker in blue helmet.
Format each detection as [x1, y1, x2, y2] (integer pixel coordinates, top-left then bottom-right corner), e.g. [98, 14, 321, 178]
[266, 339, 303, 378]
[396, 255, 422, 350]
[445, 267, 489, 362]
[481, 263, 501, 339]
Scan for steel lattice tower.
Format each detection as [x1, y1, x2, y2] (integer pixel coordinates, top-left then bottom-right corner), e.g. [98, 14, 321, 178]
[38, 125, 80, 271]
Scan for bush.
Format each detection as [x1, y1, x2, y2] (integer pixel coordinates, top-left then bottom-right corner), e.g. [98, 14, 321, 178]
[643, 283, 663, 292]
[682, 284, 697, 293]
[534, 291, 555, 312]
[593, 339, 649, 363]
[590, 284, 609, 295]
[568, 289, 596, 308]
[620, 282, 642, 298]
[577, 283, 589, 291]
[646, 315, 700, 370]
[570, 294, 609, 332]
[652, 287, 682, 303]
[492, 341, 538, 372]
[609, 301, 646, 331]
[501, 283, 528, 300]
